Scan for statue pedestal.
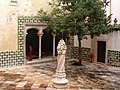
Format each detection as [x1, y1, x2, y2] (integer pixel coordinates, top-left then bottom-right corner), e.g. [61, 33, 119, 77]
[52, 78, 68, 89]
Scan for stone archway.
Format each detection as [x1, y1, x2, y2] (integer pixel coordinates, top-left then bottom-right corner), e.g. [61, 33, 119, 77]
[24, 25, 46, 62]
[26, 28, 39, 60]
[24, 24, 56, 63]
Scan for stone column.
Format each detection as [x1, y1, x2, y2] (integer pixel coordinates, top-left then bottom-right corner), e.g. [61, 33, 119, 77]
[38, 30, 43, 60]
[24, 31, 28, 65]
[52, 33, 56, 58]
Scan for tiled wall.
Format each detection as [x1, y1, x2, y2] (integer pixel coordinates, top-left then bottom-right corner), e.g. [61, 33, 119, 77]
[70, 47, 90, 61]
[107, 50, 120, 67]
[0, 16, 42, 67]
[70, 36, 90, 61]
[0, 51, 22, 67]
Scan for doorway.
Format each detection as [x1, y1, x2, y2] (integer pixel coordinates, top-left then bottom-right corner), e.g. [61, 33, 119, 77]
[26, 28, 39, 60]
[97, 41, 106, 63]
[41, 29, 61, 58]
[41, 29, 53, 57]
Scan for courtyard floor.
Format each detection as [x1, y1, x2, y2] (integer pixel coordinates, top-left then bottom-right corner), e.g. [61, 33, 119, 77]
[0, 59, 120, 90]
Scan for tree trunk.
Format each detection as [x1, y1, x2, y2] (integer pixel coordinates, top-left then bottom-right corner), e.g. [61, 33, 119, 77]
[78, 35, 82, 65]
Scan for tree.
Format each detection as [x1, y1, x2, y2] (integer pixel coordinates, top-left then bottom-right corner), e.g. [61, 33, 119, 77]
[84, 0, 113, 50]
[38, 0, 113, 65]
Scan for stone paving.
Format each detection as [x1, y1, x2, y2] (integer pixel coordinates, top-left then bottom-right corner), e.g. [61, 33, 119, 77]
[0, 59, 120, 90]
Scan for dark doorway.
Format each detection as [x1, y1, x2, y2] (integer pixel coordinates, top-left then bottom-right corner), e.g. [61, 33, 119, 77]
[41, 29, 53, 57]
[26, 28, 39, 60]
[41, 28, 61, 57]
[97, 41, 106, 63]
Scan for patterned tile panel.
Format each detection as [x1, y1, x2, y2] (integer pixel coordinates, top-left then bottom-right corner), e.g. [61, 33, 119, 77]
[0, 16, 42, 67]
[70, 36, 90, 61]
[107, 50, 120, 67]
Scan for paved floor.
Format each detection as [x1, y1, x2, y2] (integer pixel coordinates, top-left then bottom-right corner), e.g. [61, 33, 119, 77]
[0, 59, 120, 90]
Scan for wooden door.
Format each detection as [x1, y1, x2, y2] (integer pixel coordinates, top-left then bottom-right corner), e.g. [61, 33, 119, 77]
[97, 41, 106, 63]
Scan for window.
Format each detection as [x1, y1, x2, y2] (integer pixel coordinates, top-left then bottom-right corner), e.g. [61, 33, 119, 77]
[10, 0, 18, 6]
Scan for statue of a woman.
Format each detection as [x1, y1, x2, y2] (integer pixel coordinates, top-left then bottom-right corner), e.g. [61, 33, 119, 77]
[52, 39, 68, 88]
[56, 39, 67, 77]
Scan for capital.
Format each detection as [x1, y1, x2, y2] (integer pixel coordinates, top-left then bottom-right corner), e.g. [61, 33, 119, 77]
[37, 30, 43, 36]
[52, 31, 56, 36]
[25, 32, 28, 36]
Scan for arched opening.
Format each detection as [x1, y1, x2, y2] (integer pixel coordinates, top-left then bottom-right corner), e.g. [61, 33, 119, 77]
[26, 28, 39, 60]
[41, 28, 61, 58]
[41, 29, 53, 57]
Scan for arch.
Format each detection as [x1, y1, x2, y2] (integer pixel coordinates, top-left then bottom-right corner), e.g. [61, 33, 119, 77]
[24, 23, 57, 63]
[26, 28, 39, 60]
[41, 28, 53, 57]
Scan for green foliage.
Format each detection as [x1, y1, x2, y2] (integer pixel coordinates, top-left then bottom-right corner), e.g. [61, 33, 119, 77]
[38, 0, 112, 39]
[84, 0, 113, 38]
[38, 0, 113, 64]
[38, 6, 68, 37]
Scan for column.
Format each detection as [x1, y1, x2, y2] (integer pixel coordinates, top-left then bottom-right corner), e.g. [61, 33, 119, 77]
[38, 30, 43, 60]
[52, 33, 56, 58]
[24, 31, 28, 65]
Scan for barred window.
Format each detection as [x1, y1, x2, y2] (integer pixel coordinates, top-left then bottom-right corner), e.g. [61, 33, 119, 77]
[10, 0, 18, 6]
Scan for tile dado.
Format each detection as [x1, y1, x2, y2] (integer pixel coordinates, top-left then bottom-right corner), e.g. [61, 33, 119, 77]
[0, 51, 22, 67]
[70, 47, 90, 61]
[0, 16, 42, 67]
[108, 50, 120, 67]
[70, 36, 90, 61]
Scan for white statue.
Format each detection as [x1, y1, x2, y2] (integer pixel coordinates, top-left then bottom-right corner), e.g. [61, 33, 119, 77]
[56, 39, 67, 76]
[52, 39, 68, 89]
[56, 39, 67, 77]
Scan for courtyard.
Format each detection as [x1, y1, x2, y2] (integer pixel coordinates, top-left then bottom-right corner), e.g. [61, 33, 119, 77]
[0, 59, 120, 90]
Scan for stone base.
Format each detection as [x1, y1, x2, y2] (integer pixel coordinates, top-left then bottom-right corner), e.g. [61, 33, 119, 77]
[52, 78, 68, 89]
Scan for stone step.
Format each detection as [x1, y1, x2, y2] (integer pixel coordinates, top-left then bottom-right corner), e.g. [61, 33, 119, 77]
[26, 57, 70, 65]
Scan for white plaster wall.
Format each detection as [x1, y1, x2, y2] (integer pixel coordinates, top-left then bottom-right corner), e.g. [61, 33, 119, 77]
[81, 36, 91, 48]
[0, 0, 19, 51]
[74, 35, 79, 47]
[107, 31, 120, 51]
[97, 31, 120, 51]
[31, 0, 52, 15]
[73, 35, 91, 48]
[0, 0, 51, 51]
[106, 0, 110, 16]
[104, 0, 120, 24]
[111, 0, 120, 24]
